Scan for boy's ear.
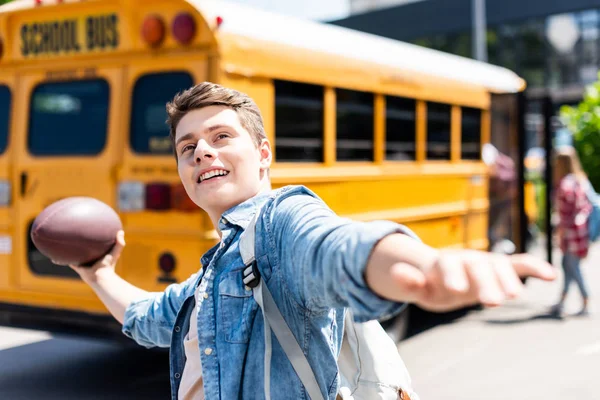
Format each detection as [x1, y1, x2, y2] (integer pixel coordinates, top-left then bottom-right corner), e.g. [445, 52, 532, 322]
[259, 139, 273, 170]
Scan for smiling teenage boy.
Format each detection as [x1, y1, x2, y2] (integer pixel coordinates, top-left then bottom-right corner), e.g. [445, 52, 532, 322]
[70, 82, 556, 400]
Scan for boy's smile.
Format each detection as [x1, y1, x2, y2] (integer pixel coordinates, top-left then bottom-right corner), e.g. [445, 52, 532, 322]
[196, 167, 230, 184]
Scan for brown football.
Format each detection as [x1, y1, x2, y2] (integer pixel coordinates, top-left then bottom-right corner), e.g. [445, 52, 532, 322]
[31, 197, 123, 266]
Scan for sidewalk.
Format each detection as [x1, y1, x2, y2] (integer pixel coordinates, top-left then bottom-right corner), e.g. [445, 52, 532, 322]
[398, 239, 600, 400]
[527, 237, 598, 316]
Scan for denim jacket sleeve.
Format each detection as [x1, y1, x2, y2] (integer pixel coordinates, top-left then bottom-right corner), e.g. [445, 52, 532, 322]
[269, 188, 420, 322]
[121, 272, 198, 348]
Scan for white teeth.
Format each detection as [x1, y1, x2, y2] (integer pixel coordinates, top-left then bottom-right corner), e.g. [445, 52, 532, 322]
[199, 170, 229, 182]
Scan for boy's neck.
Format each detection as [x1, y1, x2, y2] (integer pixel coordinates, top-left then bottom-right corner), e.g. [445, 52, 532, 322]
[209, 179, 272, 238]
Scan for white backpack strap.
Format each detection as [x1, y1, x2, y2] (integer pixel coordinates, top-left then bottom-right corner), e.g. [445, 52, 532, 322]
[239, 208, 325, 400]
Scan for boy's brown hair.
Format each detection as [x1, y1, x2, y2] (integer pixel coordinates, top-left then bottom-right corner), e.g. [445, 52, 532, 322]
[166, 82, 267, 159]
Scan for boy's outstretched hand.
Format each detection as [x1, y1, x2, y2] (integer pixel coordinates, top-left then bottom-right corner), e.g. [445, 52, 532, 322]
[366, 234, 556, 312]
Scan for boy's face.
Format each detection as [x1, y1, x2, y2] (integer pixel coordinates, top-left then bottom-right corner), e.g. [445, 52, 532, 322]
[175, 105, 271, 216]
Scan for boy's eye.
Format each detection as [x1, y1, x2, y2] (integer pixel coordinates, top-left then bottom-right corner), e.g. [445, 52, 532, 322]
[181, 144, 195, 153]
[217, 133, 228, 140]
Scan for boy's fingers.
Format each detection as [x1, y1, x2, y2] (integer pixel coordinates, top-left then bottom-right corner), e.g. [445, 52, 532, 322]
[389, 263, 427, 302]
[491, 255, 523, 299]
[464, 256, 505, 307]
[437, 253, 469, 293]
[109, 230, 126, 259]
[509, 253, 556, 281]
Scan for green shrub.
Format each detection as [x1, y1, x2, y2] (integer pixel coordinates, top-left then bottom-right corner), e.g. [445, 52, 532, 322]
[560, 77, 600, 192]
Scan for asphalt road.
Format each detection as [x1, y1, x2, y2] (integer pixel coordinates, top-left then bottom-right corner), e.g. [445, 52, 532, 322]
[0, 329, 170, 400]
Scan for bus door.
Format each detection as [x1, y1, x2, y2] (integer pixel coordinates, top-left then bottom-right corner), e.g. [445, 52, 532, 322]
[12, 67, 124, 299]
[115, 56, 209, 289]
[0, 73, 15, 291]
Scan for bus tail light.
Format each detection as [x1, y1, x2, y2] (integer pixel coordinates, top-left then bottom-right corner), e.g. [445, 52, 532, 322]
[145, 183, 171, 210]
[118, 181, 196, 212]
[0, 180, 11, 206]
[172, 12, 196, 45]
[171, 183, 197, 211]
[141, 15, 166, 47]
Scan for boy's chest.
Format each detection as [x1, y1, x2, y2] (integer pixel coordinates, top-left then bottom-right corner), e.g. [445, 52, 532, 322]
[195, 237, 260, 345]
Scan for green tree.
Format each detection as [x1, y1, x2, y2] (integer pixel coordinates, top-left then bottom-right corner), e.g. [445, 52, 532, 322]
[560, 75, 600, 192]
[0, 0, 13, 5]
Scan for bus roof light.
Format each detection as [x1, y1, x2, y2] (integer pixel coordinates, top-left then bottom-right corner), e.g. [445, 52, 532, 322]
[35, 0, 42, 5]
[172, 12, 196, 45]
[141, 15, 166, 48]
[216, 16, 224, 28]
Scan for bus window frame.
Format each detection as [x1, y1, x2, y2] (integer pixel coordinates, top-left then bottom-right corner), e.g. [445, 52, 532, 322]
[425, 101, 453, 162]
[129, 70, 195, 157]
[382, 93, 417, 163]
[334, 87, 376, 163]
[26, 78, 111, 158]
[0, 84, 12, 156]
[121, 56, 208, 172]
[272, 79, 326, 165]
[460, 106, 484, 161]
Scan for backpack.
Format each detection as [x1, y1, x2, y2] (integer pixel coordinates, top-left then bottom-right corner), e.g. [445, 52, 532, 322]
[239, 206, 419, 400]
[584, 180, 600, 242]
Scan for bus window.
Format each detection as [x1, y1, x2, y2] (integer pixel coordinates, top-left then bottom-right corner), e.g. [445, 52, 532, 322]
[130, 72, 194, 155]
[28, 80, 109, 156]
[336, 89, 374, 162]
[0, 86, 9, 154]
[385, 96, 416, 161]
[426, 102, 451, 160]
[461, 107, 482, 160]
[274, 80, 324, 162]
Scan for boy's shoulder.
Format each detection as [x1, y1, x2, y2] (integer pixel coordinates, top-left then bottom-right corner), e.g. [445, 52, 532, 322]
[257, 185, 333, 226]
[266, 185, 326, 210]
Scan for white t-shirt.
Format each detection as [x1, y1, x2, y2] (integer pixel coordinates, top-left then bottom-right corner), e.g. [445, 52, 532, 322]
[178, 285, 204, 400]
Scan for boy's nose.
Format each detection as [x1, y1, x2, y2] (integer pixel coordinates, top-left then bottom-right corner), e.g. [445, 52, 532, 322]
[194, 140, 216, 163]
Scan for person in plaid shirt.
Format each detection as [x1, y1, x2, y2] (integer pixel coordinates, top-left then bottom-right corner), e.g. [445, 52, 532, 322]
[551, 146, 592, 317]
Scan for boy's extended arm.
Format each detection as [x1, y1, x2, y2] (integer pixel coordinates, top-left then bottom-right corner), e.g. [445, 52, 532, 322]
[271, 191, 556, 317]
[365, 232, 556, 312]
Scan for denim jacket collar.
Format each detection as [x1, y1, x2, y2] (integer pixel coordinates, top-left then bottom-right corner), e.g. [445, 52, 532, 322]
[199, 190, 270, 268]
[219, 189, 271, 230]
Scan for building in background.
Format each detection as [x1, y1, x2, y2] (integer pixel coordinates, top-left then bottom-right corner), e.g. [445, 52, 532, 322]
[332, 0, 600, 106]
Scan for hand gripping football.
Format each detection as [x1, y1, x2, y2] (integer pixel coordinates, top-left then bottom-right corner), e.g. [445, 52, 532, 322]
[31, 197, 123, 266]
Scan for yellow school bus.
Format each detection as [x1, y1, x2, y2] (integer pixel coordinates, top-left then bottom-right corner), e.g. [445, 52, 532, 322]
[0, 0, 525, 336]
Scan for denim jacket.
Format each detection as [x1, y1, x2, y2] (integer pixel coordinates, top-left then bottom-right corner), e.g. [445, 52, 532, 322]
[122, 185, 416, 400]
